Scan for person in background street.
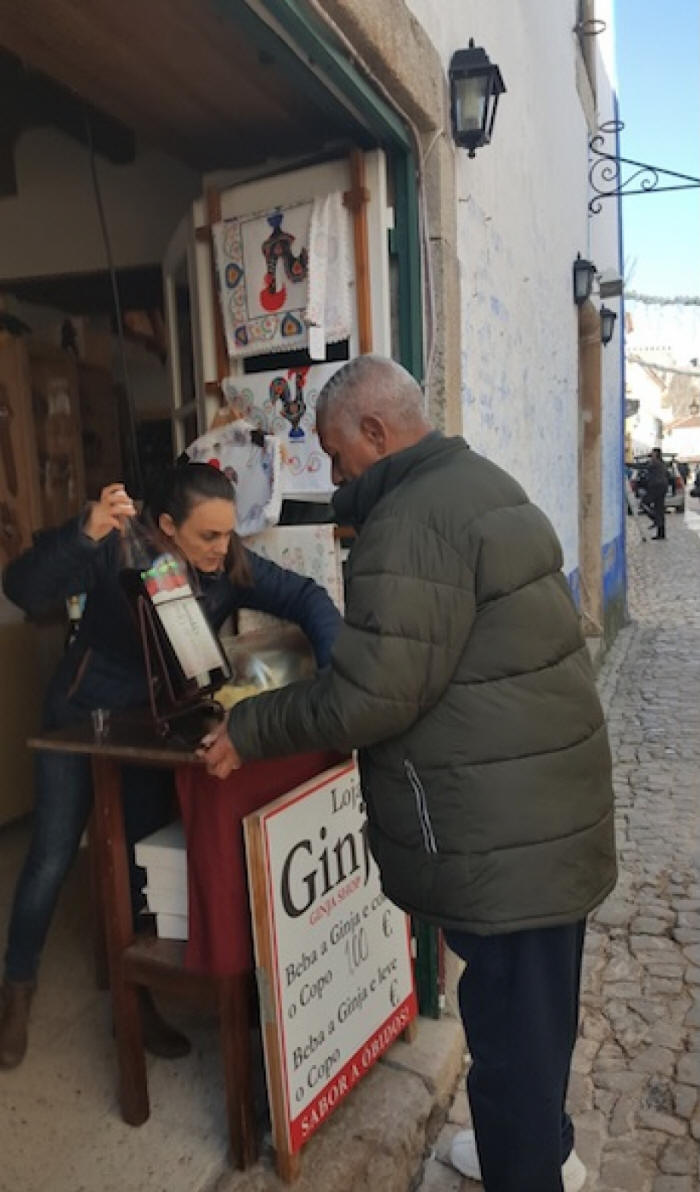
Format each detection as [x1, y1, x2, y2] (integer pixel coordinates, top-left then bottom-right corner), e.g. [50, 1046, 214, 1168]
[642, 447, 668, 540]
[200, 355, 617, 1192]
[0, 463, 340, 1071]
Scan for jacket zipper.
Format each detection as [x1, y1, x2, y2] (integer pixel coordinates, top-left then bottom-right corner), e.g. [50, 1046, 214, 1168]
[404, 759, 438, 854]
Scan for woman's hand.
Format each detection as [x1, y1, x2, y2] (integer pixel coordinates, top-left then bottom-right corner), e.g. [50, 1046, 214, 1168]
[84, 484, 136, 542]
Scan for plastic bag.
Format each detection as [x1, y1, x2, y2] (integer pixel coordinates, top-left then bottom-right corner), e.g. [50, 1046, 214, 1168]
[217, 625, 315, 710]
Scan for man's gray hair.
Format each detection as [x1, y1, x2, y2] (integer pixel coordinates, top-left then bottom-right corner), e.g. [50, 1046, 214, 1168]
[317, 355, 426, 433]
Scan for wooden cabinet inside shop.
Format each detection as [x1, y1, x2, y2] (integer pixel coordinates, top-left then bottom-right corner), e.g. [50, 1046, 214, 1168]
[0, 336, 124, 825]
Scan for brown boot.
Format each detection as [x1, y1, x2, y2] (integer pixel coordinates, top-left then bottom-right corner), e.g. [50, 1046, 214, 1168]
[0, 980, 35, 1069]
[140, 989, 191, 1059]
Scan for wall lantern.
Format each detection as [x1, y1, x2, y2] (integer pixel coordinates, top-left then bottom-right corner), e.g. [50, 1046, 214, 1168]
[600, 306, 617, 346]
[573, 253, 597, 305]
[690, 399, 699, 417]
[449, 40, 506, 157]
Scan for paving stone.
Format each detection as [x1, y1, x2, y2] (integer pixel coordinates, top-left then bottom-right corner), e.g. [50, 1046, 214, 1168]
[600, 1153, 654, 1190]
[646, 963, 685, 979]
[609, 1094, 637, 1136]
[672, 1084, 697, 1120]
[594, 1088, 618, 1116]
[646, 977, 684, 997]
[595, 902, 637, 928]
[571, 1120, 604, 1175]
[594, 1070, 648, 1093]
[658, 1137, 697, 1175]
[566, 1071, 594, 1114]
[629, 1046, 677, 1077]
[643, 1077, 675, 1114]
[582, 1011, 611, 1042]
[633, 918, 672, 936]
[610, 1130, 669, 1159]
[630, 999, 667, 1025]
[683, 1001, 700, 1028]
[676, 912, 700, 929]
[603, 980, 643, 1000]
[637, 1110, 687, 1137]
[652, 1178, 695, 1192]
[447, 1090, 471, 1128]
[673, 929, 700, 945]
[676, 1052, 700, 1086]
[571, 1036, 601, 1074]
[647, 1020, 684, 1049]
[631, 937, 682, 958]
[382, 1017, 465, 1116]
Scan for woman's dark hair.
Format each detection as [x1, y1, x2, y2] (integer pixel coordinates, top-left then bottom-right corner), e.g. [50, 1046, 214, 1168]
[144, 461, 251, 585]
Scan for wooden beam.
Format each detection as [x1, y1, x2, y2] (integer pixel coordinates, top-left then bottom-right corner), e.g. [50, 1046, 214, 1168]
[205, 187, 229, 390]
[343, 149, 373, 354]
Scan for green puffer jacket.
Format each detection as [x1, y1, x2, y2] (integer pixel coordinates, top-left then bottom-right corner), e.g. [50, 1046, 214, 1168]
[229, 432, 617, 934]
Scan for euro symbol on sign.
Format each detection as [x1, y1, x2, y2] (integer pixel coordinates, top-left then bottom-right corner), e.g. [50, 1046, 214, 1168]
[382, 910, 393, 938]
[390, 979, 399, 1008]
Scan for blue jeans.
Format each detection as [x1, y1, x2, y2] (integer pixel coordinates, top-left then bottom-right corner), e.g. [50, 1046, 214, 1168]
[4, 750, 174, 983]
[445, 921, 586, 1192]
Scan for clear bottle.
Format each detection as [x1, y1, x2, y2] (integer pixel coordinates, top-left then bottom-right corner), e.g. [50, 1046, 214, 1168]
[120, 516, 155, 575]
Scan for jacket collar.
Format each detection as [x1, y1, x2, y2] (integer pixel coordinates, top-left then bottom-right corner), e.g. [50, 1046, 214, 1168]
[332, 431, 468, 527]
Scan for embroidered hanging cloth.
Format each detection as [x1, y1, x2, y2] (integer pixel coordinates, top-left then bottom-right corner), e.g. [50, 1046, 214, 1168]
[212, 196, 352, 361]
[222, 360, 344, 500]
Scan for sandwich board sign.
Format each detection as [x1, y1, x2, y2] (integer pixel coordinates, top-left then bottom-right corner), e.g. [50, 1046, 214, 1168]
[244, 760, 417, 1180]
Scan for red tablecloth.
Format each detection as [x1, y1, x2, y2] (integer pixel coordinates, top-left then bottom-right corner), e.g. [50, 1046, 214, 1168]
[176, 752, 341, 975]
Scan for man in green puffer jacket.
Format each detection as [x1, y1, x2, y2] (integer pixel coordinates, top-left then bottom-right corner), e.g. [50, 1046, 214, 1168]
[202, 355, 617, 1192]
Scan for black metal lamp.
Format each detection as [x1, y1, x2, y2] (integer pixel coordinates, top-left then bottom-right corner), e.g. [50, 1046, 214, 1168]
[689, 398, 699, 417]
[573, 253, 597, 305]
[600, 306, 617, 346]
[449, 40, 506, 157]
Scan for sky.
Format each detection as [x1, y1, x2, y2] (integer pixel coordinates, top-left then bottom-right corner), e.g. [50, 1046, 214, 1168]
[614, 0, 700, 299]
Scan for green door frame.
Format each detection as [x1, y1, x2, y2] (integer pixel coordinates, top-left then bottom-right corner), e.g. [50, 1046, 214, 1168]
[229, 0, 436, 1015]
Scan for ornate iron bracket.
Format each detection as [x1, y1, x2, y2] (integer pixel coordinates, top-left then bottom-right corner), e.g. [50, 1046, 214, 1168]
[589, 120, 700, 214]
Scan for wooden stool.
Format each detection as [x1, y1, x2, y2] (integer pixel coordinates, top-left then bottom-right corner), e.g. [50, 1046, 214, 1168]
[91, 754, 258, 1169]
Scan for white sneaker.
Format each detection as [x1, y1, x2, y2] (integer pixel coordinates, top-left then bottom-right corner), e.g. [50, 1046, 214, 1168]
[449, 1129, 481, 1180]
[561, 1149, 587, 1192]
[449, 1129, 586, 1190]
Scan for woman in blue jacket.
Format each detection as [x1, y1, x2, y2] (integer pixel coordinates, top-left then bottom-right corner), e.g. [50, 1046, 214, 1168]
[0, 462, 341, 1068]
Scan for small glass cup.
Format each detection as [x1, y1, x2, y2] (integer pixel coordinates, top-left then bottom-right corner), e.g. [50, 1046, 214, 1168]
[91, 708, 110, 742]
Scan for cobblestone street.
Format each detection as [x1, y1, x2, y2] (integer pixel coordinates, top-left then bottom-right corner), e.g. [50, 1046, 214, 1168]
[420, 513, 700, 1192]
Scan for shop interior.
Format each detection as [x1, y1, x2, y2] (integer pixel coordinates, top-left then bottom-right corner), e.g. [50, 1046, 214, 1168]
[0, 0, 383, 825]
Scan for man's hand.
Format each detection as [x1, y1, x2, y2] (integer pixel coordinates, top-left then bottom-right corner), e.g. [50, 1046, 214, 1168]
[198, 722, 243, 779]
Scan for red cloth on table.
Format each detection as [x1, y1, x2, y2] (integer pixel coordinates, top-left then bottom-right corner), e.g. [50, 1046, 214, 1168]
[176, 752, 341, 976]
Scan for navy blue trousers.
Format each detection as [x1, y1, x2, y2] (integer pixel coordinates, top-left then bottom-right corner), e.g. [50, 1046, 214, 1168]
[445, 920, 586, 1192]
[5, 750, 173, 982]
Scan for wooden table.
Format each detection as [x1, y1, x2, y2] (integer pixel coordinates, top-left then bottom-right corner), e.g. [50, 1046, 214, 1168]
[29, 715, 258, 1170]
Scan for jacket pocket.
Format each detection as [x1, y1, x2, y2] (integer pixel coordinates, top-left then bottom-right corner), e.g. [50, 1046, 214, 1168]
[404, 759, 438, 854]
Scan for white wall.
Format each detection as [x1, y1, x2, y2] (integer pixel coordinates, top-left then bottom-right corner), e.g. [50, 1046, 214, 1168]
[405, 0, 591, 575]
[663, 424, 700, 461]
[0, 127, 200, 279]
[591, 4, 624, 551]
